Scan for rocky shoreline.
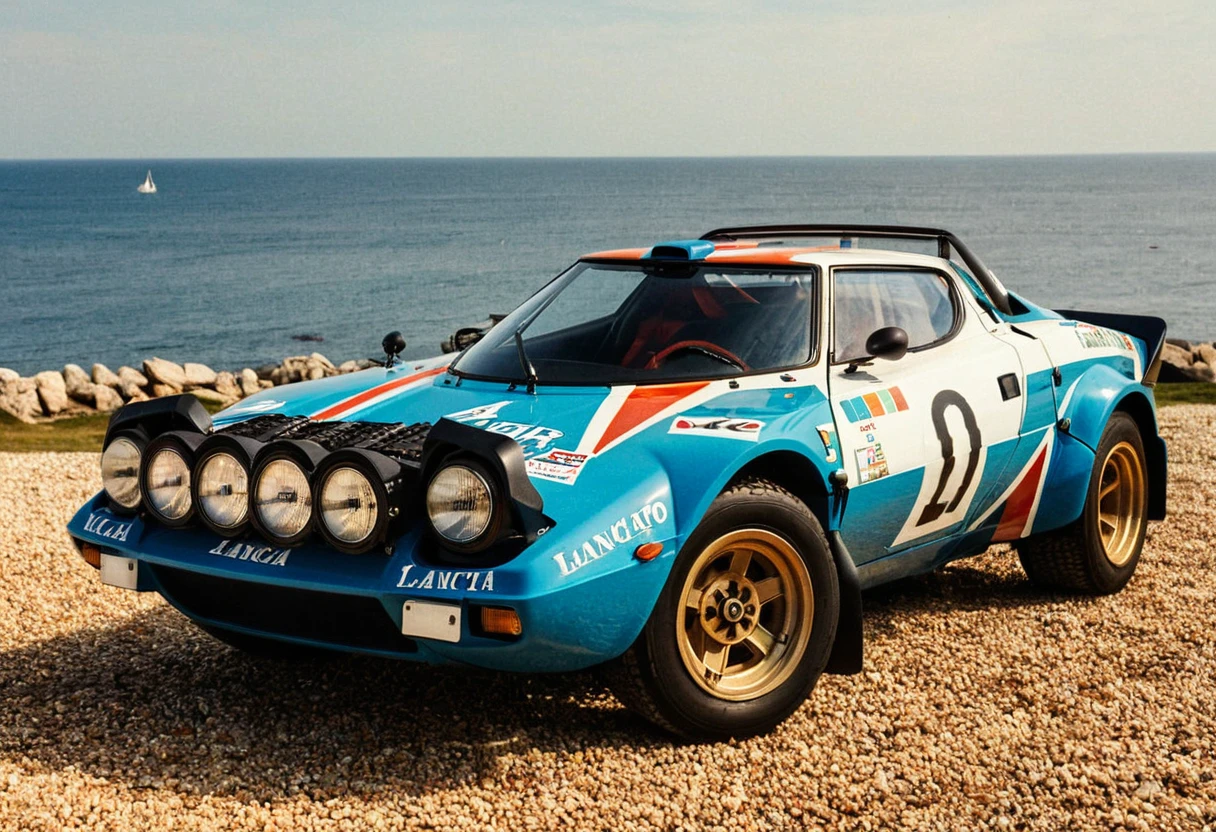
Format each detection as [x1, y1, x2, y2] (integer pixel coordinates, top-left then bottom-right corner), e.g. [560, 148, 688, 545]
[1161, 338, 1216, 382]
[0, 353, 379, 424]
[3, 336, 1214, 425]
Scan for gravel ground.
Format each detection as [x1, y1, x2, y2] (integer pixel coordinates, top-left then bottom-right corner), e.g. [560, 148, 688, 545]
[1, 406, 1213, 831]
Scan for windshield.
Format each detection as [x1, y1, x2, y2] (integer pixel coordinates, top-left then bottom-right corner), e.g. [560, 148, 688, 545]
[452, 262, 817, 385]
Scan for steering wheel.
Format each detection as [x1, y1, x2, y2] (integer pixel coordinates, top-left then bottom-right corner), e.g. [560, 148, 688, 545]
[645, 340, 750, 372]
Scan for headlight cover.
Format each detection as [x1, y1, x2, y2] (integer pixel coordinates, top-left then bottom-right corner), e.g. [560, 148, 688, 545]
[252, 455, 314, 544]
[426, 464, 495, 545]
[101, 435, 143, 512]
[318, 465, 381, 548]
[142, 444, 194, 525]
[195, 451, 250, 532]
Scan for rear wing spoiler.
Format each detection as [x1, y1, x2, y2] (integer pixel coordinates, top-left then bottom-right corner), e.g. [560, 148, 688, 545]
[1055, 309, 1168, 386]
[700, 224, 1014, 316]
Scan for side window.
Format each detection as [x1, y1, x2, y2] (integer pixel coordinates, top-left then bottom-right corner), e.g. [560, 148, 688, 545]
[833, 269, 956, 362]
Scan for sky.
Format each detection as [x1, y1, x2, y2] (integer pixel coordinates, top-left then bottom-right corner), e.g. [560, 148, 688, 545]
[2, 0, 1215, 158]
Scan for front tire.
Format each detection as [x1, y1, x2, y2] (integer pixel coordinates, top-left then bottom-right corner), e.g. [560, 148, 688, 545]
[1016, 411, 1148, 594]
[604, 478, 839, 740]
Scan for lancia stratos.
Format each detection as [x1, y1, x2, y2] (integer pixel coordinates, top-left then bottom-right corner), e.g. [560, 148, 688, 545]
[68, 225, 1168, 740]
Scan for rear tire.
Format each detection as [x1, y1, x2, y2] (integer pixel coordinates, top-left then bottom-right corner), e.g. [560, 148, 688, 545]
[1016, 412, 1148, 594]
[603, 478, 839, 740]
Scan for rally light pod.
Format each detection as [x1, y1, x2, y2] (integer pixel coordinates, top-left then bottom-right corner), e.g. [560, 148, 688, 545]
[420, 419, 553, 551]
[248, 439, 330, 547]
[139, 430, 207, 528]
[105, 394, 212, 449]
[190, 433, 265, 537]
[312, 447, 410, 555]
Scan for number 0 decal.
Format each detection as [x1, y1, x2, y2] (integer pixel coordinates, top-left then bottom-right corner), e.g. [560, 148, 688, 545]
[892, 388, 988, 547]
[916, 390, 982, 526]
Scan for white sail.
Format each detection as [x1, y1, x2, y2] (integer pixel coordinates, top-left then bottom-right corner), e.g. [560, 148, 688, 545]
[137, 170, 157, 194]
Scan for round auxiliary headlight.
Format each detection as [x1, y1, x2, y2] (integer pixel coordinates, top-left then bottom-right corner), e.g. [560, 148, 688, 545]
[318, 465, 380, 546]
[144, 446, 193, 522]
[101, 436, 143, 511]
[196, 451, 249, 531]
[253, 457, 314, 542]
[426, 464, 494, 546]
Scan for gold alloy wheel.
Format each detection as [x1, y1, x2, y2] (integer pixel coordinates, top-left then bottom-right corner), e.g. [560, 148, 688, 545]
[676, 529, 813, 701]
[1096, 441, 1147, 567]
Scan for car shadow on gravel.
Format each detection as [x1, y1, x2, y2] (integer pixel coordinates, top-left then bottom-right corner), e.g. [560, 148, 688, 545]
[0, 606, 663, 801]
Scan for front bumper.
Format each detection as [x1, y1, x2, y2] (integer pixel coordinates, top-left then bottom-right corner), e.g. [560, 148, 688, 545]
[68, 493, 675, 673]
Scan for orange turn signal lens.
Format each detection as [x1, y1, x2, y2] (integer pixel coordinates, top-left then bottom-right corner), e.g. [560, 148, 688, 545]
[80, 543, 102, 569]
[634, 542, 663, 562]
[480, 607, 522, 637]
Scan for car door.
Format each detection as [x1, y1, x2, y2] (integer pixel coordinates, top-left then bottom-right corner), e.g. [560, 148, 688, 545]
[828, 265, 1026, 563]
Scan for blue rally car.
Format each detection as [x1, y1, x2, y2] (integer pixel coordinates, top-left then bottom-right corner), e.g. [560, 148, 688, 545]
[68, 225, 1168, 739]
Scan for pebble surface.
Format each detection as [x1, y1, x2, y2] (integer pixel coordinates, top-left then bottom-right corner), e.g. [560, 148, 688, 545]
[0, 406, 1213, 831]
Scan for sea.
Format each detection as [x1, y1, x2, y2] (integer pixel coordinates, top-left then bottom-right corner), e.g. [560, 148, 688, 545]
[2, 155, 1214, 377]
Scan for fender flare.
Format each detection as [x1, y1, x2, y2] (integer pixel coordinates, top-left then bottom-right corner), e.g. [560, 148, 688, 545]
[1058, 365, 1167, 522]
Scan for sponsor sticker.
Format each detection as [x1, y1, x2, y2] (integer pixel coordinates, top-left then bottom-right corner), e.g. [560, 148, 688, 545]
[526, 449, 590, 485]
[553, 500, 669, 577]
[1073, 325, 1133, 352]
[668, 416, 764, 441]
[395, 565, 495, 593]
[446, 401, 563, 455]
[815, 423, 838, 464]
[855, 443, 889, 484]
[208, 539, 291, 567]
[84, 512, 133, 543]
[840, 386, 909, 423]
[225, 399, 287, 414]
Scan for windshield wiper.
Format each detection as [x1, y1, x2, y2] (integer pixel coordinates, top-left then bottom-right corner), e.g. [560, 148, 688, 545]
[514, 327, 538, 394]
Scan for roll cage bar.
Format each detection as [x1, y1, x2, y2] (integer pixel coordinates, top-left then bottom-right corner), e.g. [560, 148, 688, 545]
[700, 224, 1014, 315]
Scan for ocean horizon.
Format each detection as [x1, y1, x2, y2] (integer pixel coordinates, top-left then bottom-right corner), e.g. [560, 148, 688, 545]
[3, 154, 1213, 376]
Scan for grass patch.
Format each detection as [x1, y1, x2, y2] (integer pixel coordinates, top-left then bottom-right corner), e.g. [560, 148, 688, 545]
[0, 408, 112, 452]
[0, 399, 228, 452]
[1154, 382, 1216, 406]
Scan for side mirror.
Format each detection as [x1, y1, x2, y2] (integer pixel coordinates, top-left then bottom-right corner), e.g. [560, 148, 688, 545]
[382, 331, 407, 367]
[865, 326, 909, 361]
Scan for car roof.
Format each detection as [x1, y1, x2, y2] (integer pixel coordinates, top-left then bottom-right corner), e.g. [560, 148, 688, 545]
[582, 242, 955, 272]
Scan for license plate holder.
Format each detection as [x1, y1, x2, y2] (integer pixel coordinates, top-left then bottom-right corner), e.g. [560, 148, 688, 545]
[401, 599, 461, 643]
[100, 553, 139, 590]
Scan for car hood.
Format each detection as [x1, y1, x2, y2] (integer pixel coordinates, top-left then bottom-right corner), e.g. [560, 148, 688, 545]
[213, 357, 611, 462]
[217, 359, 831, 556]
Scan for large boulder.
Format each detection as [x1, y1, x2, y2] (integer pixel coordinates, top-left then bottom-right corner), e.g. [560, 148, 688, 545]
[183, 362, 218, 389]
[238, 368, 261, 397]
[62, 364, 94, 404]
[93, 385, 124, 412]
[214, 371, 242, 399]
[0, 376, 42, 423]
[309, 352, 335, 370]
[1159, 342, 1214, 383]
[143, 357, 187, 392]
[189, 387, 236, 407]
[117, 366, 149, 387]
[34, 371, 69, 415]
[92, 363, 122, 388]
[0, 368, 19, 384]
[1195, 343, 1216, 369]
[150, 383, 180, 399]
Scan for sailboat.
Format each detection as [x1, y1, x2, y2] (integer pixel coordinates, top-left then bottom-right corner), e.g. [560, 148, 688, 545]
[137, 170, 157, 194]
